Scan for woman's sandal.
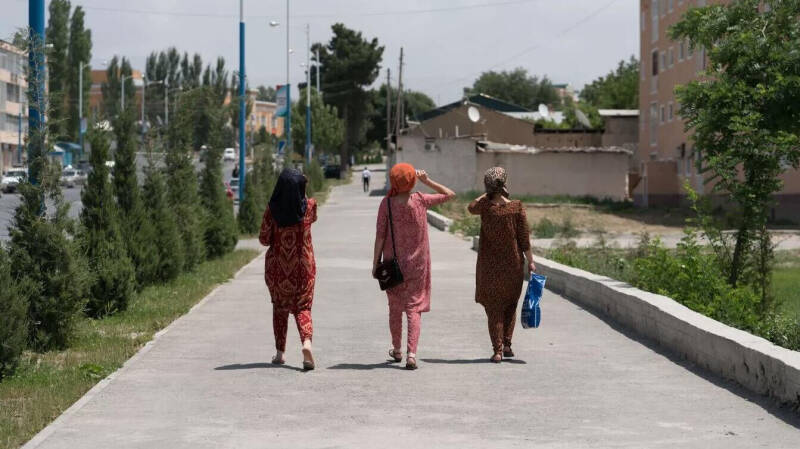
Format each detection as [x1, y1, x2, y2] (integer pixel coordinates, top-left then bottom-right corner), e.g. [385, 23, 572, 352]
[302, 348, 315, 371]
[405, 356, 418, 370]
[503, 345, 515, 358]
[388, 349, 403, 363]
[271, 355, 285, 365]
[490, 352, 503, 363]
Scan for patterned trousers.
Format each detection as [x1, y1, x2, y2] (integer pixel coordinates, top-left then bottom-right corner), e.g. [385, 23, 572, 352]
[485, 300, 518, 353]
[389, 302, 421, 355]
[273, 305, 313, 352]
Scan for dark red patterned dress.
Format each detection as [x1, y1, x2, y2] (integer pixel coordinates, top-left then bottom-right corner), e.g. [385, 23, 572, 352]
[259, 199, 317, 351]
[468, 198, 531, 353]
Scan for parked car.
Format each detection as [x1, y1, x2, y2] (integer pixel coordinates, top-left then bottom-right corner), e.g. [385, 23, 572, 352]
[1, 168, 27, 193]
[323, 164, 342, 179]
[60, 167, 83, 188]
[223, 148, 236, 161]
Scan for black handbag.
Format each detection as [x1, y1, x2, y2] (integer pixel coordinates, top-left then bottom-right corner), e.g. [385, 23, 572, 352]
[376, 198, 404, 291]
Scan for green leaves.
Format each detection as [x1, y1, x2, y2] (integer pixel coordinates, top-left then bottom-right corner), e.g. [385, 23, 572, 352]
[469, 68, 560, 110]
[581, 56, 639, 110]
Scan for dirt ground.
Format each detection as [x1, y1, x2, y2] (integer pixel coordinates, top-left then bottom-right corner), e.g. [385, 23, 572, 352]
[524, 203, 692, 235]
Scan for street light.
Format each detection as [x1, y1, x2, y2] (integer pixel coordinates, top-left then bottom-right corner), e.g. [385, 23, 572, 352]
[120, 74, 133, 111]
[269, 0, 291, 153]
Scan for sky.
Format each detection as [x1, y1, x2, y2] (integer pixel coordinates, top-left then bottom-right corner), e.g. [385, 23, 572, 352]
[2, 0, 639, 106]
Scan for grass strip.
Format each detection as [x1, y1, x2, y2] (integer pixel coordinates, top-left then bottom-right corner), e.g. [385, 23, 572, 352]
[0, 249, 259, 449]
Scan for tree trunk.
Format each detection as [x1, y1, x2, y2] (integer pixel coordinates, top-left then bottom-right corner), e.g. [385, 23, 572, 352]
[728, 221, 749, 287]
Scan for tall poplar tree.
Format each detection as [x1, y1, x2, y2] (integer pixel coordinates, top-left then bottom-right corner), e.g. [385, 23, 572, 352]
[66, 6, 91, 142]
[46, 0, 71, 140]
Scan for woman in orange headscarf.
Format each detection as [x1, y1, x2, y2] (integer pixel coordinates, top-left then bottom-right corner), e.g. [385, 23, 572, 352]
[372, 163, 455, 369]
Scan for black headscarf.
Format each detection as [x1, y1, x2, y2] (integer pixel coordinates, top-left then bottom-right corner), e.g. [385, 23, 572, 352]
[269, 168, 308, 228]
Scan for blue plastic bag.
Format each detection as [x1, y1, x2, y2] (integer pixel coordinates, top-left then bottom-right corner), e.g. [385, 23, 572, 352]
[521, 273, 546, 329]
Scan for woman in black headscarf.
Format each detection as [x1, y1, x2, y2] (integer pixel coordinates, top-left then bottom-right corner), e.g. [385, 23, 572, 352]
[259, 168, 318, 370]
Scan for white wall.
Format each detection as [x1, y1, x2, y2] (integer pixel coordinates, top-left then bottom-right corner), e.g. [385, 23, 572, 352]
[396, 136, 477, 193]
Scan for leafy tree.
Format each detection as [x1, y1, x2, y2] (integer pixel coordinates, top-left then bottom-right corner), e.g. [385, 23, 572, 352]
[670, 0, 800, 305]
[468, 68, 560, 110]
[367, 84, 435, 144]
[199, 143, 238, 258]
[81, 130, 136, 317]
[581, 56, 639, 109]
[291, 88, 344, 157]
[45, 0, 71, 140]
[257, 126, 269, 145]
[229, 72, 253, 146]
[165, 130, 206, 270]
[180, 52, 203, 89]
[142, 157, 184, 281]
[100, 56, 135, 119]
[0, 245, 30, 380]
[66, 6, 91, 142]
[8, 30, 89, 350]
[313, 23, 384, 167]
[113, 111, 159, 287]
[257, 85, 277, 101]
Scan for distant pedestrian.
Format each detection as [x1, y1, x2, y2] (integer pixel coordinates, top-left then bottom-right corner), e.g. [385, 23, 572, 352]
[232, 164, 240, 179]
[362, 167, 372, 193]
[259, 168, 318, 371]
[469, 167, 535, 363]
[372, 163, 455, 369]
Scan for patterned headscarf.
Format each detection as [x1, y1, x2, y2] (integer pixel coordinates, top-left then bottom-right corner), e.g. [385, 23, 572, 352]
[484, 166, 509, 198]
[388, 163, 416, 197]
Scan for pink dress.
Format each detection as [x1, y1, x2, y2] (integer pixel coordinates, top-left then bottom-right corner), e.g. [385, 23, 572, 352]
[376, 192, 450, 313]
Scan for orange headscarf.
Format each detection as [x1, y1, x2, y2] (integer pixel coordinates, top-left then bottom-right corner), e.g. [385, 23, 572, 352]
[388, 163, 416, 197]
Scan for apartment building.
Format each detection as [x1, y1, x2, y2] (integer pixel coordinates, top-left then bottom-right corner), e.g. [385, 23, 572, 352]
[0, 39, 27, 173]
[249, 99, 283, 138]
[636, 0, 800, 217]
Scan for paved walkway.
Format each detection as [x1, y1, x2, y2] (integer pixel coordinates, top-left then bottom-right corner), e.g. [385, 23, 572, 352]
[24, 174, 800, 449]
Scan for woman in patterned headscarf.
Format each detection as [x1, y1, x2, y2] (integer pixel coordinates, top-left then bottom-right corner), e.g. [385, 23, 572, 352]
[372, 163, 456, 370]
[468, 167, 535, 363]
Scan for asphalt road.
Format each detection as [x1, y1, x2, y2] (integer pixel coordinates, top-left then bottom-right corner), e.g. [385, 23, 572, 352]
[21, 172, 800, 449]
[0, 157, 239, 241]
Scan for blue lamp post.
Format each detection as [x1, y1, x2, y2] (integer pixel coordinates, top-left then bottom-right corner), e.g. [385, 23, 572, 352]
[28, 0, 45, 185]
[238, 0, 246, 202]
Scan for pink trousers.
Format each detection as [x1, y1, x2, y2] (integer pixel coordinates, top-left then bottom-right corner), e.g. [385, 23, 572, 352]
[389, 302, 421, 354]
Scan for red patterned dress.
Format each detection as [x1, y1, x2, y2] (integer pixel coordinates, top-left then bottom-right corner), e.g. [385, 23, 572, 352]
[259, 199, 317, 351]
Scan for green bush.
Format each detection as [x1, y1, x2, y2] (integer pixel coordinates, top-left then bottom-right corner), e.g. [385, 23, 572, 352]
[307, 160, 325, 196]
[165, 145, 206, 270]
[8, 181, 90, 350]
[81, 130, 136, 317]
[237, 165, 264, 235]
[142, 161, 184, 282]
[113, 112, 160, 288]
[533, 218, 559, 238]
[451, 215, 481, 236]
[199, 146, 238, 258]
[0, 245, 29, 380]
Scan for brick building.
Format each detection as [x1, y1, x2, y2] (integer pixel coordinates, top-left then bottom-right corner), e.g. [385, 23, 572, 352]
[636, 0, 800, 218]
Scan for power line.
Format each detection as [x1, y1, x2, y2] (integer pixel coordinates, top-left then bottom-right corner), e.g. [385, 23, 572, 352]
[428, 0, 619, 90]
[50, 0, 543, 20]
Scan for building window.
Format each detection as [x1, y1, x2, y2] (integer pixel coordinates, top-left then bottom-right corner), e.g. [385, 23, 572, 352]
[668, 0, 674, 12]
[660, 105, 665, 124]
[668, 102, 674, 121]
[668, 47, 674, 67]
[660, 52, 666, 72]
[696, 46, 706, 71]
[651, 50, 659, 76]
[651, 0, 659, 43]
[695, 149, 702, 174]
[687, 39, 694, 58]
[650, 103, 658, 146]
[679, 41, 685, 61]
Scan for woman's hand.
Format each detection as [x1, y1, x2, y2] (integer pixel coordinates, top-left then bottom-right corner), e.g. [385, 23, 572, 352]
[528, 260, 536, 274]
[372, 261, 380, 279]
[416, 169, 430, 184]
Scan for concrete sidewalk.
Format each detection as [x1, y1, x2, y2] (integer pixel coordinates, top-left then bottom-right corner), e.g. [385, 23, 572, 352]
[24, 174, 800, 449]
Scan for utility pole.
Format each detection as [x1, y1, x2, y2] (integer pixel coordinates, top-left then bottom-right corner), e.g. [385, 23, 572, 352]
[394, 48, 404, 148]
[238, 0, 246, 202]
[385, 68, 391, 155]
[285, 0, 291, 154]
[305, 23, 311, 163]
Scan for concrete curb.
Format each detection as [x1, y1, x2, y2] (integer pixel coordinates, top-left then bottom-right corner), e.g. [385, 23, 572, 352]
[21, 252, 266, 449]
[470, 236, 800, 407]
[426, 210, 454, 231]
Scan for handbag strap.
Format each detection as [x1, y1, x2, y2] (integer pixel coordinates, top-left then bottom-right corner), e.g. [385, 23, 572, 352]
[386, 197, 398, 260]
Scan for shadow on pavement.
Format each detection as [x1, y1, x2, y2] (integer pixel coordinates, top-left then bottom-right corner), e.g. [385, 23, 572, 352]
[369, 189, 388, 197]
[327, 361, 405, 370]
[214, 362, 305, 372]
[421, 358, 527, 365]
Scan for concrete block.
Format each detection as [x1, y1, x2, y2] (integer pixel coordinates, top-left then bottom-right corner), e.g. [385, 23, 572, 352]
[427, 210, 454, 232]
